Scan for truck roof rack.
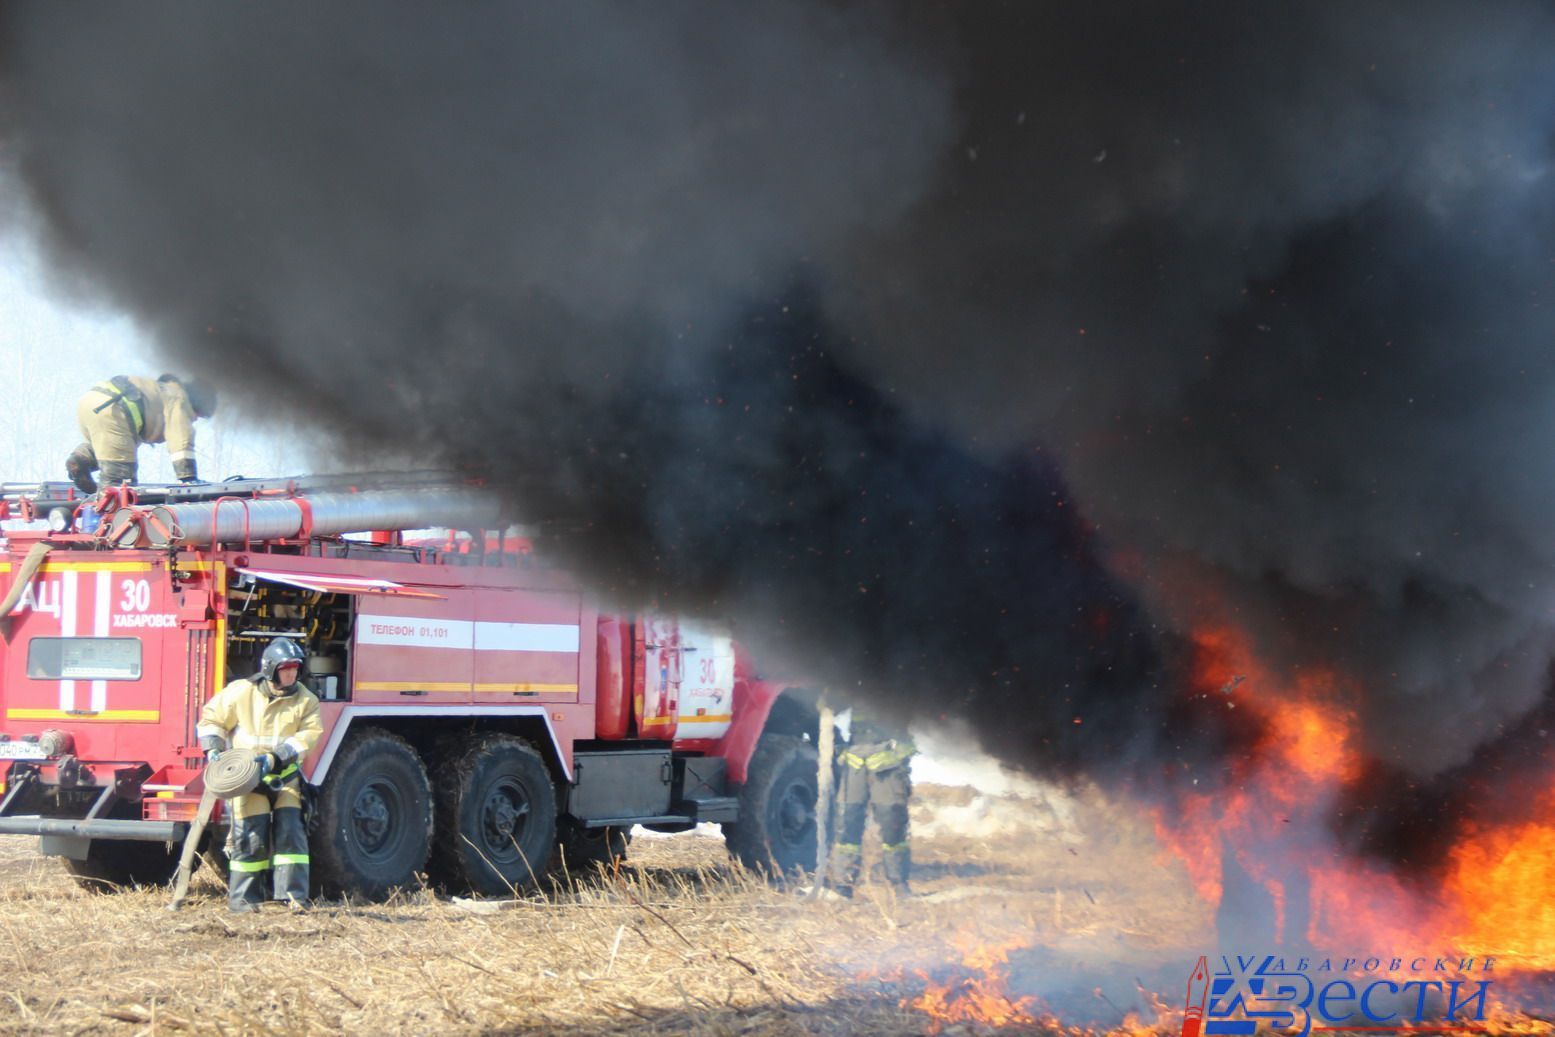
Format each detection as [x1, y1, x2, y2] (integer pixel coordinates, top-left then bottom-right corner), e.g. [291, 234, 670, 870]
[0, 470, 476, 516]
[1, 471, 505, 547]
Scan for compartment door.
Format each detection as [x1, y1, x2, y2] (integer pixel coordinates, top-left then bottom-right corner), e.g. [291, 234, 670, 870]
[472, 588, 583, 703]
[352, 592, 476, 704]
[672, 620, 735, 742]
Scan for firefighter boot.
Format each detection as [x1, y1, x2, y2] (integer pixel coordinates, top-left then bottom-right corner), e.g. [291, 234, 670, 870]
[98, 459, 138, 488]
[228, 811, 272, 913]
[826, 844, 860, 898]
[882, 841, 912, 896]
[65, 445, 98, 494]
[270, 806, 310, 907]
[873, 766, 912, 896]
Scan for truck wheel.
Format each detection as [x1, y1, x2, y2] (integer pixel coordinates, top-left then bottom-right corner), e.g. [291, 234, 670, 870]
[312, 729, 433, 900]
[553, 819, 630, 877]
[63, 839, 181, 891]
[431, 735, 557, 896]
[724, 734, 818, 875]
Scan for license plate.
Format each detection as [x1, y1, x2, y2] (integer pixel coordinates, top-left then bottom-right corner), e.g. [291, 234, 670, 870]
[0, 743, 46, 760]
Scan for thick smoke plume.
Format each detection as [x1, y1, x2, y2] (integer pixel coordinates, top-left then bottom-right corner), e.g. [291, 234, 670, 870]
[4, 4, 1555, 835]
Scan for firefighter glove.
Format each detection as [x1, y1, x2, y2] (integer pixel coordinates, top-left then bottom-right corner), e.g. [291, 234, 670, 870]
[204, 748, 221, 763]
[254, 753, 275, 777]
[173, 458, 199, 482]
[198, 735, 226, 759]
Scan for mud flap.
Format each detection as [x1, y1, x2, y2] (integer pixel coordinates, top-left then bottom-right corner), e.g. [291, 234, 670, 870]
[40, 835, 91, 860]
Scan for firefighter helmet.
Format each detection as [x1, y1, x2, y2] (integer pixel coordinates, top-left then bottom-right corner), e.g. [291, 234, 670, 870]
[259, 637, 306, 690]
[160, 373, 218, 419]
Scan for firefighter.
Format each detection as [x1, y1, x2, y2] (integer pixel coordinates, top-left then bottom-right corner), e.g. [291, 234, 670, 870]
[196, 637, 322, 912]
[65, 373, 217, 493]
[828, 707, 916, 897]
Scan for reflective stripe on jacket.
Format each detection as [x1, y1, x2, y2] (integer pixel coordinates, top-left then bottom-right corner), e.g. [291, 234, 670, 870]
[196, 677, 323, 762]
[839, 736, 917, 772]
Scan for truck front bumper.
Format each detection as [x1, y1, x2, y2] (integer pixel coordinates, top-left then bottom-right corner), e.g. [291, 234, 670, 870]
[0, 817, 187, 842]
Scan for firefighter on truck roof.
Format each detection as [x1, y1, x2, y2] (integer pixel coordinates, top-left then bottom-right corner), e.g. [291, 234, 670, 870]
[197, 638, 322, 912]
[65, 373, 217, 493]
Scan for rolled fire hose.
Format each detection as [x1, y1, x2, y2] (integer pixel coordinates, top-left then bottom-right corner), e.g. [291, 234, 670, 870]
[202, 748, 265, 799]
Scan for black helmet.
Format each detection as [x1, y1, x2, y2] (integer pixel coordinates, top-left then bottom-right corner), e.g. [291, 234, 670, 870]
[259, 637, 306, 690]
[185, 378, 218, 419]
[160, 373, 218, 418]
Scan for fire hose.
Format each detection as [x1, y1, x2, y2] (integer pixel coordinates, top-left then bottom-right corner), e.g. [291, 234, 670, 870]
[167, 750, 263, 911]
[0, 542, 50, 642]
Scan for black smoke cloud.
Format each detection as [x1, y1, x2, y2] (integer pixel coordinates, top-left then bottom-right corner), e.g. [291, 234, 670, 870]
[835, 3, 1555, 783]
[3, 3, 1554, 811]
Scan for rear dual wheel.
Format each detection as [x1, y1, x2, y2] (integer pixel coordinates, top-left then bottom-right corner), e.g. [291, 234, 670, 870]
[273, 729, 561, 900]
[430, 735, 557, 896]
[312, 729, 434, 899]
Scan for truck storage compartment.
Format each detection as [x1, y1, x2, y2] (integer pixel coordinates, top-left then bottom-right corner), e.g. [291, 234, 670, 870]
[223, 572, 353, 696]
[568, 749, 671, 821]
[674, 755, 737, 822]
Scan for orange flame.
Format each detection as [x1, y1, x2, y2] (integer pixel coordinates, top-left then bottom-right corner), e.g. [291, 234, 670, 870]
[903, 936, 1040, 1033]
[1151, 624, 1370, 943]
[897, 936, 1186, 1035]
[1447, 797, 1555, 972]
[903, 584, 1555, 1035]
[1151, 608, 1555, 975]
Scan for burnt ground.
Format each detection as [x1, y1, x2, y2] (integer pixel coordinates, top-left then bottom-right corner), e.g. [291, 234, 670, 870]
[0, 782, 1206, 1035]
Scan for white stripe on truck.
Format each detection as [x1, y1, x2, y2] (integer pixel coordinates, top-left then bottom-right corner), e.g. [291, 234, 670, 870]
[357, 615, 579, 654]
[58, 570, 77, 712]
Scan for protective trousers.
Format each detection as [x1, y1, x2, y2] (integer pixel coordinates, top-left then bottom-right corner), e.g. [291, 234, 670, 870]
[830, 760, 911, 892]
[70, 389, 141, 490]
[228, 774, 309, 910]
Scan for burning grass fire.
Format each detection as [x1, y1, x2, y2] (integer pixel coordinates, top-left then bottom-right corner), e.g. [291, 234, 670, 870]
[899, 934, 1181, 1036]
[1449, 806, 1555, 973]
[902, 936, 1041, 1033]
[1126, 612, 1555, 1032]
[6, 3, 1555, 1033]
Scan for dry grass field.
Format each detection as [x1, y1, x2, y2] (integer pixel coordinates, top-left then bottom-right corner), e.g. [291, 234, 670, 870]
[0, 783, 1207, 1036]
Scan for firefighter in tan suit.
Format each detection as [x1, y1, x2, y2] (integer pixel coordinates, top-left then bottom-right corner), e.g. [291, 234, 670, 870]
[197, 638, 322, 912]
[65, 374, 217, 493]
[829, 708, 916, 897]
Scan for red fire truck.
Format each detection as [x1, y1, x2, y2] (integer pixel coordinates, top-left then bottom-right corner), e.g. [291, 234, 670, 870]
[0, 475, 823, 897]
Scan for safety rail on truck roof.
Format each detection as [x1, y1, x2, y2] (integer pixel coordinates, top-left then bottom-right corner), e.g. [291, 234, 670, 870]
[0, 471, 513, 549]
[0, 470, 476, 517]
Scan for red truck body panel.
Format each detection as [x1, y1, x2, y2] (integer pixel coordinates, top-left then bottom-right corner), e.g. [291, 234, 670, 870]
[0, 534, 789, 805]
[0, 477, 818, 893]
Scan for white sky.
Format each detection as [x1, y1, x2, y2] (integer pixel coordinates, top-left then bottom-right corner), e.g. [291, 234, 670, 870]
[0, 230, 303, 485]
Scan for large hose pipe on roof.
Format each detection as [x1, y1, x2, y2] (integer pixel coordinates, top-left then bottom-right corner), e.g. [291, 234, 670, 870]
[118, 488, 503, 548]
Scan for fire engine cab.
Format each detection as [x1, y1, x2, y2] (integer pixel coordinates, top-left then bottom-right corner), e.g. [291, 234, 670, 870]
[0, 474, 823, 897]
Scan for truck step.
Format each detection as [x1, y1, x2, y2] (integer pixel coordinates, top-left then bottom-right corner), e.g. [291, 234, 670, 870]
[683, 796, 739, 823]
[578, 814, 693, 829]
